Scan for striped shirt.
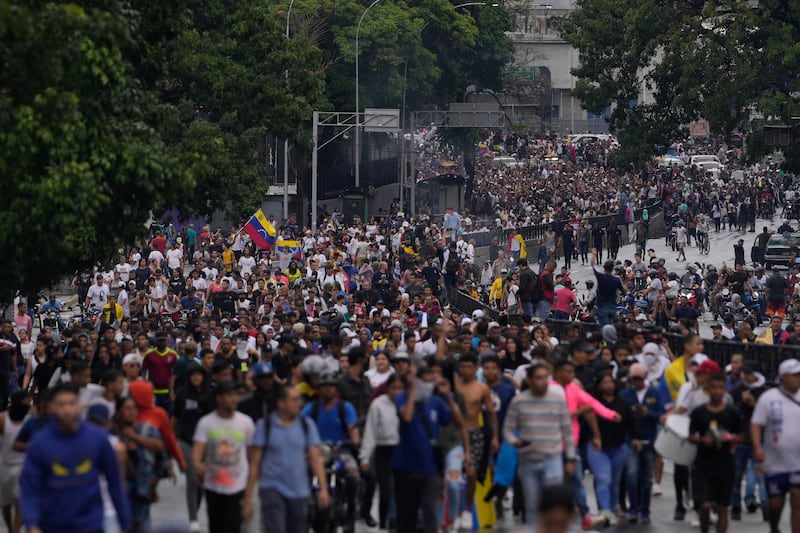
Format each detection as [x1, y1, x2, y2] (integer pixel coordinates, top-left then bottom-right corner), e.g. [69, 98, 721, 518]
[502, 385, 575, 463]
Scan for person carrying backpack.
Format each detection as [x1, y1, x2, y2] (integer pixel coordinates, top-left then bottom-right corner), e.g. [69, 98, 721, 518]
[301, 372, 361, 533]
[517, 259, 542, 317]
[243, 384, 329, 533]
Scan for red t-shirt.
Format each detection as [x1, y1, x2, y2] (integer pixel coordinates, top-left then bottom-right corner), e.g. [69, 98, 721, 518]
[150, 236, 167, 255]
[142, 348, 178, 390]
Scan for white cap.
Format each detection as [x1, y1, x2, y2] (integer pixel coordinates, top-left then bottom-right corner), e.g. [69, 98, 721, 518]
[689, 353, 709, 366]
[779, 358, 800, 377]
[122, 353, 140, 366]
[461, 317, 473, 327]
[472, 309, 485, 320]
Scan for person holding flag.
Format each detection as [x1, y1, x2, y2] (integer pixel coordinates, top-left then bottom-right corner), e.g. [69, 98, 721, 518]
[243, 209, 276, 251]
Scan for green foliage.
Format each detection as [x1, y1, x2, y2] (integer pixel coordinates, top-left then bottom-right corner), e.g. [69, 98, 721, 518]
[559, 0, 800, 170]
[0, 1, 191, 301]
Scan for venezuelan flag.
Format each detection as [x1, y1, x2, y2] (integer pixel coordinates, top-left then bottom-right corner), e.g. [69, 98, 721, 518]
[276, 238, 302, 259]
[243, 209, 276, 250]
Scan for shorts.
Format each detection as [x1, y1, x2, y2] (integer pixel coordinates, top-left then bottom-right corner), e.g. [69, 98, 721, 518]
[0, 463, 22, 506]
[766, 301, 786, 318]
[765, 471, 800, 498]
[467, 428, 485, 472]
[692, 464, 734, 507]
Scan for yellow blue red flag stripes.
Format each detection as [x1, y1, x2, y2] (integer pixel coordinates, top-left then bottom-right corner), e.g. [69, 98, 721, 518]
[243, 209, 276, 250]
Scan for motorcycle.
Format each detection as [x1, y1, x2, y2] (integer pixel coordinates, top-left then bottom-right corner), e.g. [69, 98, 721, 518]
[745, 290, 764, 325]
[37, 308, 62, 333]
[310, 441, 356, 533]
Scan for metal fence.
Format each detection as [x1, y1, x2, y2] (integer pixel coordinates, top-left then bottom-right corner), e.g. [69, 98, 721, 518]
[448, 290, 800, 381]
[461, 201, 663, 248]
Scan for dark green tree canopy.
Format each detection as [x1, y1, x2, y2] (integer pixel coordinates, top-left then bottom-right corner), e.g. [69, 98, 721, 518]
[558, 0, 800, 168]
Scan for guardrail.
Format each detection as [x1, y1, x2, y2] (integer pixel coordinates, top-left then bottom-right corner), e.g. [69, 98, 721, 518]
[460, 201, 663, 248]
[448, 289, 799, 381]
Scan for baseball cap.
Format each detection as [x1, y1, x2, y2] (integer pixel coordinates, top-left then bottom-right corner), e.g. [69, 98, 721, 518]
[461, 317, 473, 327]
[87, 404, 111, 425]
[392, 350, 410, 361]
[696, 360, 721, 375]
[472, 309, 485, 320]
[710, 323, 722, 330]
[628, 362, 647, 378]
[251, 362, 275, 378]
[778, 358, 800, 377]
[488, 321, 500, 330]
[689, 353, 709, 366]
[122, 353, 140, 366]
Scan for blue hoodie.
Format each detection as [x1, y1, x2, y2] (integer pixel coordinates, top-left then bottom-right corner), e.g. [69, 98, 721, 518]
[20, 420, 131, 532]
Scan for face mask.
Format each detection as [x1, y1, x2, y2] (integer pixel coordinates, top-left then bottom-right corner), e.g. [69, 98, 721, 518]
[414, 378, 435, 403]
[643, 353, 657, 368]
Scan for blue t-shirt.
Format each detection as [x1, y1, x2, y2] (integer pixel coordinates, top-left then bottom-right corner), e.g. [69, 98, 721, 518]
[253, 414, 321, 498]
[490, 380, 517, 441]
[301, 400, 357, 443]
[593, 267, 624, 308]
[391, 392, 452, 475]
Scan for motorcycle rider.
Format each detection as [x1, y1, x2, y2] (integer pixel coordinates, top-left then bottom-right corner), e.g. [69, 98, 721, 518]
[301, 372, 360, 533]
[679, 264, 703, 312]
[726, 294, 750, 323]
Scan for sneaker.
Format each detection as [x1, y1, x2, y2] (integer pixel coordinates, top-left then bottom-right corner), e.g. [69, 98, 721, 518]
[652, 483, 663, 496]
[674, 505, 686, 521]
[459, 510, 473, 530]
[746, 502, 759, 514]
[731, 508, 742, 521]
[628, 512, 638, 523]
[189, 521, 201, 533]
[690, 517, 700, 527]
[582, 514, 606, 529]
[603, 510, 618, 526]
[641, 516, 651, 525]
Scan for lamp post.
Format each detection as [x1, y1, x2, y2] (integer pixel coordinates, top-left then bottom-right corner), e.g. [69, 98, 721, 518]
[282, 0, 296, 222]
[355, 0, 383, 189]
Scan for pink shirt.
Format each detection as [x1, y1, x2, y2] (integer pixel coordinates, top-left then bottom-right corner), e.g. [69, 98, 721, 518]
[551, 380, 618, 444]
[13, 314, 32, 333]
[552, 287, 577, 314]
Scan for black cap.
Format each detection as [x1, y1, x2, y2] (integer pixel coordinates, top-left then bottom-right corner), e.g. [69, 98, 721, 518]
[710, 323, 722, 329]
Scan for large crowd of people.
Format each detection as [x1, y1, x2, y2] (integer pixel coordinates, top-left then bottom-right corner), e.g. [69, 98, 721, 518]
[2, 132, 800, 533]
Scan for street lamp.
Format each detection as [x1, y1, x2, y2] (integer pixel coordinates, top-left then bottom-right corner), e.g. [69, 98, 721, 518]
[282, 0, 296, 221]
[354, 0, 383, 190]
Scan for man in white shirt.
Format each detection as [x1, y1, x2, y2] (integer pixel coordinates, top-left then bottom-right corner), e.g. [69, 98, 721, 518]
[751, 358, 800, 533]
[148, 248, 165, 268]
[114, 255, 131, 283]
[85, 275, 110, 310]
[166, 242, 184, 274]
[238, 248, 256, 277]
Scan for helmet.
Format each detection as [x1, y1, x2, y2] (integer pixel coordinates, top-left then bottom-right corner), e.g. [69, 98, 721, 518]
[318, 371, 338, 386]
[300, 355, 326, 377]
[706, 265, 717, 273]
[649, 270, 659, 278]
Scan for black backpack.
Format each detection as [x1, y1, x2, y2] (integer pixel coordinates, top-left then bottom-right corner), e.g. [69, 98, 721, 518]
[445, 251, 460, 274]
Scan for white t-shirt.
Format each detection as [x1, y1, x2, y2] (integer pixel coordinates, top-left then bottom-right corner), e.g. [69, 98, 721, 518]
[115, 263, 131, 282]
[193, 411, 255, 494]
[166, 248, 183, 270]
[148, 250, 164, 266]
[751, 387, 800, 475]
[238, 256, 256, 276]
[86, 284, 110, 309]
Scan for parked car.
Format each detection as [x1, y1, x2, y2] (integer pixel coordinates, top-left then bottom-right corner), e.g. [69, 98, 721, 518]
[764, 233, 800, 269]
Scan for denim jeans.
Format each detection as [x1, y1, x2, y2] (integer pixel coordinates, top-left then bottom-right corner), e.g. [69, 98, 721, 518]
[518, 456, 564, 525]
[627, 445, 656, 517]
[567, 450, 590, 517]
[536, 300, 552, 322]
[598, 304, 616, 328]
[732, 444, 766, 510]
[587, 442, 628, 513]
[522, 301, 535, 317]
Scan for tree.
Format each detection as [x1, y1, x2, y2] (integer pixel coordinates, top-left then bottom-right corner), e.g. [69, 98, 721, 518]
[558, 0, 800, 170]
[0, 1, 191, 302]
[161, 0, 328, 220]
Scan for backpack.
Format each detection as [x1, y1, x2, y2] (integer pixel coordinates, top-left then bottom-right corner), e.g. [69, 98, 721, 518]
[445, 250, 460, 275]
[310, 399, 349, 440]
